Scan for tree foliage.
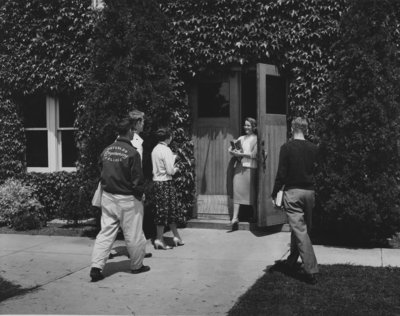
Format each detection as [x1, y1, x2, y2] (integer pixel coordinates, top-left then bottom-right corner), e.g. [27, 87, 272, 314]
[315, 0, 400, 245]
[76, 0, 195, 219]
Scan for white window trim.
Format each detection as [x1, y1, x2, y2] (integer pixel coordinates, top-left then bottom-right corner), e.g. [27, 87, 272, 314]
[27, 96, 77, 173]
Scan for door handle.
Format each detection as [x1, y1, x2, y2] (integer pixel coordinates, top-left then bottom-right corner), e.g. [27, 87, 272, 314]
[261, 140, 268, 172]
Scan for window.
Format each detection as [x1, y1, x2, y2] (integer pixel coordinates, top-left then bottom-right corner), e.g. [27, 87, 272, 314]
[19, 95, 78, 172]
[198, 79, 230, 117]
[265, 75, 287, 115]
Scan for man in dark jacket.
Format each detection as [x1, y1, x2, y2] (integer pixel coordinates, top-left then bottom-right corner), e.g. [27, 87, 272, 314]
[90, 116, 150, 282]
[271, 117, 318, 284]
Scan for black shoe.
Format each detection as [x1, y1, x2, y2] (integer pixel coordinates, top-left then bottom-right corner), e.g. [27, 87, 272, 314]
[304, 273, 318, 285]
[90, 267, 104, 282]
[131, 265, 150, 274]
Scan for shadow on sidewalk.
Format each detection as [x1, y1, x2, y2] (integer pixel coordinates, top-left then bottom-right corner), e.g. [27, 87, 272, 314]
[0, 277, 39, 303]
[102, 260, 132, 278]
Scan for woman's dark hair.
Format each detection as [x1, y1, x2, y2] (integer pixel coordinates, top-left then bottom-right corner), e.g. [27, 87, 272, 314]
[155, 128, 171, 142]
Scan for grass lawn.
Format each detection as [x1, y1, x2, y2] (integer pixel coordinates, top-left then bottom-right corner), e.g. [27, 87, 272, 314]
[228, 264, 400, 316]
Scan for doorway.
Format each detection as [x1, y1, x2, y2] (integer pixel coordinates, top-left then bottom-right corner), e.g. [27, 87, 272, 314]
[190, 65, 287, 226]
[235, 70, 258, 222]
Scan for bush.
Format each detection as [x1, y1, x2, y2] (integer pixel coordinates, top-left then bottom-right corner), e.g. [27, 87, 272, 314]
[19, 172, 78, 221]
[0, 178, 45, 230]
[57, 174, 98, 224]
[315, 0, 400, 246]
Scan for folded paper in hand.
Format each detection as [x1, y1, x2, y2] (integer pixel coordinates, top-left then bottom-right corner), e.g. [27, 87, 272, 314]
[92, 182, 103, 208]
[275, 190, 284, 208]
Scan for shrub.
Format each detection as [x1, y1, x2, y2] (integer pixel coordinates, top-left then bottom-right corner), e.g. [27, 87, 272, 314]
[57, 174, 98, 224]
[19, 171, 78, 221]
[0, 178, 45, 230]
[315, 0, 400, 246]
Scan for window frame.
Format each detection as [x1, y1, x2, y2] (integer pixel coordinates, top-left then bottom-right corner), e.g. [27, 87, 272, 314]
[26, 96, 77, 173]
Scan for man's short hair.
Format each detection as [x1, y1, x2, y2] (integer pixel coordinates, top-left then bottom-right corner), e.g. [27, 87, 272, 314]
[291, 117, 308, 135]
[116, 117, 134, 136]
[129, 109, 145, 125]
[155, 128, 171, 142]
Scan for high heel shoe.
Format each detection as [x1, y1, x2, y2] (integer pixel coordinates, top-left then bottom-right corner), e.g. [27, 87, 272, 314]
[154, 239, 172, 250]
[173, 237, 185, 247]
[231, 220, 239, 231]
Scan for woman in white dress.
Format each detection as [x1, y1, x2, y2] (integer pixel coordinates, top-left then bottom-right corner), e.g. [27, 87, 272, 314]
[228, 117, 258, 230]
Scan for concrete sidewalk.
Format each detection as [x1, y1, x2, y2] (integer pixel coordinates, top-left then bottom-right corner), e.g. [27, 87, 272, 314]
[1, 228, 400, 315]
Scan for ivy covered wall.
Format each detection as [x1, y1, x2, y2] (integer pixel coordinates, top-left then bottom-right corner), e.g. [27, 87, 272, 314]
[0, 0, 96, 222]
[0, 0, 356, 224]
[0, 0, 95, 178]
[0, 0, 95, 96]
[162, 0, 346, 129]
[0, 0, 349, 173]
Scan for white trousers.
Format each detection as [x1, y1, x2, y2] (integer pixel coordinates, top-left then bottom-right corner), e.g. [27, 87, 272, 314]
[91, 192, 146, 270]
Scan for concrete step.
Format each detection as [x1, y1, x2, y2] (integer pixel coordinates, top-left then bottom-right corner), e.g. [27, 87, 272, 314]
[187, 218, 291, 232]
[186, 218, 248, 230]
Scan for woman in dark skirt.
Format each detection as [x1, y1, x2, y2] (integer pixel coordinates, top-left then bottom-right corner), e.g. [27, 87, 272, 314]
[151, 128, 184, 250]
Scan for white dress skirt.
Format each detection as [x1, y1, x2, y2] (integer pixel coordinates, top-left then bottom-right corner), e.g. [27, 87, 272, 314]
[233, 161, 257, 206]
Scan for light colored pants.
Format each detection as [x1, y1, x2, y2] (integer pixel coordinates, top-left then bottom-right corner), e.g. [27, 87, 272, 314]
[91, 192, 146, 271]
[284, 189, 319, 274]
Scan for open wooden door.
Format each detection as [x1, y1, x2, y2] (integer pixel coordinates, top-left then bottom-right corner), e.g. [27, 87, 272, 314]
[257, 64, 288, 227]
[191, 71, 240, 220]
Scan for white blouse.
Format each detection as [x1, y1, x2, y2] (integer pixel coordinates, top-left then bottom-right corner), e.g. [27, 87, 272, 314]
[237, 134, 258, 169]
[151, 142, 178, 181]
